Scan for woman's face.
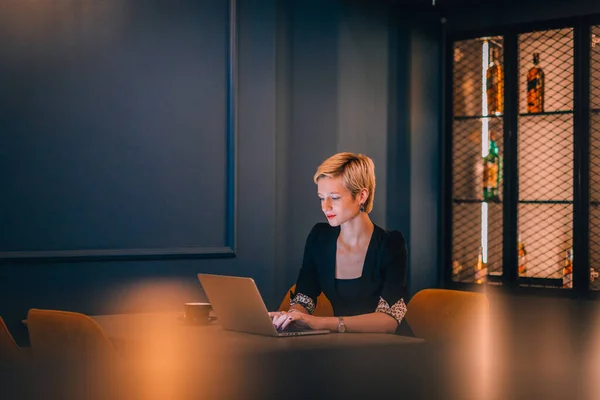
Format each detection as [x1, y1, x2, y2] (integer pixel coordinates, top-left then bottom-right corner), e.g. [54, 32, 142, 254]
[317, 176, 362, 227]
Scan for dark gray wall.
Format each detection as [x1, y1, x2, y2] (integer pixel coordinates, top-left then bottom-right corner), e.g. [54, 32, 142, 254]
[407, 11, 444, 295]
[0, 0, 283, 343]
[0, 0, 444, 344]
[282, 1, 442, 297]
[0, 0, 230, 254]
[282, 0, 342, 300]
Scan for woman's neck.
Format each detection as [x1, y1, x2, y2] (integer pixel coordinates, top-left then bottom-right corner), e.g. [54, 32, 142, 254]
[338, 213, 374, 248]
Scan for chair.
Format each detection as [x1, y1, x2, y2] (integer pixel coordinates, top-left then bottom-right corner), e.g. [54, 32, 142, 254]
[404, 288, 489, 343]
[27, 308, 116, 360]
[278, 284, 334, 317]
[26, 309, 123, 398]
[0, 316, 20, 364]
[1, 316, 31, 399]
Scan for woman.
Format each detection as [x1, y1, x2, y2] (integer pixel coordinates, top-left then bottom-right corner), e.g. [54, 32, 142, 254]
[269, 152, 411, 335]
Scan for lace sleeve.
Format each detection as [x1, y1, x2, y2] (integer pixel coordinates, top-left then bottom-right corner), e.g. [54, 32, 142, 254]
[375, 296, 407, 324]
[289, 292, 316, 315]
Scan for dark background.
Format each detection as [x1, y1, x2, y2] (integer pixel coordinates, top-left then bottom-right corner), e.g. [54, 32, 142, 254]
[1, 0, 599, 346]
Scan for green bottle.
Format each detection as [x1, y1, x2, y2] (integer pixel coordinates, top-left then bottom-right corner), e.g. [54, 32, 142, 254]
[483, 131, 500, 202]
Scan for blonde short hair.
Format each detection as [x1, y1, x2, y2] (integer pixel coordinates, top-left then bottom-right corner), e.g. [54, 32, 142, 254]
[313, 152, 376, 213]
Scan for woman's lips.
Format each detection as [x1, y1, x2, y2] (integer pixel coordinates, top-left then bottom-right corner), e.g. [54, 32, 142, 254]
[326, 214, 336, 219]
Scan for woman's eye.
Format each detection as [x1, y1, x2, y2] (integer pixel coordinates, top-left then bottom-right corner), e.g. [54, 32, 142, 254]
[332, 197, 340, 200]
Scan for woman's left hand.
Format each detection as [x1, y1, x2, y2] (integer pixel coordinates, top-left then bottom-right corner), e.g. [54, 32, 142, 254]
[268, 310, 317, 331]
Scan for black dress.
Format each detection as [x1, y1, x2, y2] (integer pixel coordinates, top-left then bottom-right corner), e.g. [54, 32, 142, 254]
[289, 222, 414, 336]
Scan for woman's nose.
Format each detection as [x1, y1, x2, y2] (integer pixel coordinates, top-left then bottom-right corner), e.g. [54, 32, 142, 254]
[322, 199, 332, 210]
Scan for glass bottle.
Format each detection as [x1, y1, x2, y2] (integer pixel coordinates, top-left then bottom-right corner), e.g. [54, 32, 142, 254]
[474, 247, 487, 284]
[452, 260, 463, 281]
[526, 53, 545, 113]
[454, 47, 468, 116]
[483, 131, 500, 202]
[486, 47, 504, 116]
[562, 248, 573, 289]
[517, 235, 528, 276]
[590, 267, 599, 284]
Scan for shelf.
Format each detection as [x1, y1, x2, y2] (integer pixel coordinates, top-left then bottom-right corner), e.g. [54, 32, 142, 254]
[459, 273, 563, 288]
[487, 272, 502, 282]
[453, 114, 503, 121]
[517, 276, 563, 288]
[453, 198, 502, 204]
[452, 199, 590, 205]
[518, 110, 573, 117]
[453, 199, 586, 205]
[448, 22, 596, 296]
[518, 200, 573, 205]
[453, 110, 574, 120]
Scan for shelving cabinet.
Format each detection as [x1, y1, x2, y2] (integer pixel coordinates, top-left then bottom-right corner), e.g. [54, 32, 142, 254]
[444, 17, 600, 296]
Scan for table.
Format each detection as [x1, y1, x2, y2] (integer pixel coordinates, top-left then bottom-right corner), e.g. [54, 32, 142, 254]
[93, 311, 424, 351]
[91, 312, 432, 399]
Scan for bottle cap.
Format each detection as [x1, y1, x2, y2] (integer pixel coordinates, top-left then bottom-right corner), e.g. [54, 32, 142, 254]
[490, 47, 500, 62]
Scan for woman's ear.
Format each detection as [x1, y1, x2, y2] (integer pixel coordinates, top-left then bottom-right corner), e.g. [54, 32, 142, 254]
[360, 188, 369, 204]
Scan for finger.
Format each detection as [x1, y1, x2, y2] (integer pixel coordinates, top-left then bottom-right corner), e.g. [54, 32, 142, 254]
[272, 314, 283, 328]
[268, 312, 282, 320]
[269, 311, 285, 323]
[273, 314, 288, 329]
[280, 314, 297, 330]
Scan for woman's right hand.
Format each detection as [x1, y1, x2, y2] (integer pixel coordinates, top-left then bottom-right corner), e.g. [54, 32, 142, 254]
[268, 310, 312, 331]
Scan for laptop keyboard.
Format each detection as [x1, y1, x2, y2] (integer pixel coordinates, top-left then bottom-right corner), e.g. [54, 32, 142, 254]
[277, 323, 312, 334]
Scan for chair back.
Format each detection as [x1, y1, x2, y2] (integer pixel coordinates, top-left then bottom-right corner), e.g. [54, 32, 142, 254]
[405, 289, 489, 343]
[27, 309, 116, 361]
[26, 309, 128, 398]
[0, 316, 20, 365]
[1, 317, 30, 400]
[278, 284, 334, 317]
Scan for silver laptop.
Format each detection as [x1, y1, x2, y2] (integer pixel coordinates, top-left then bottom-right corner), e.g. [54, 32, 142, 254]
[197, 273, 330, 337]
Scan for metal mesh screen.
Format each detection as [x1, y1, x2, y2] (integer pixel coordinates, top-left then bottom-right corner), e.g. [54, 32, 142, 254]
[590, 26, 600, 291]
[451, 37, 504, 285]
[517, 28, 574, 288]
